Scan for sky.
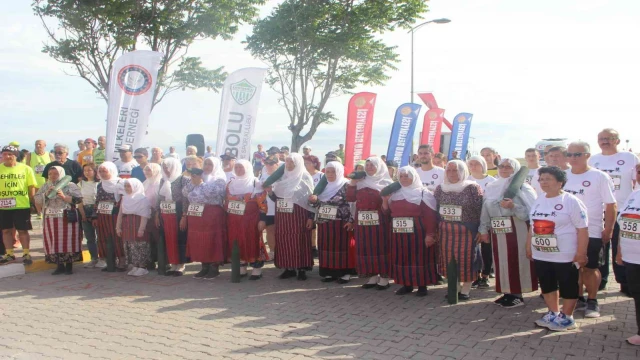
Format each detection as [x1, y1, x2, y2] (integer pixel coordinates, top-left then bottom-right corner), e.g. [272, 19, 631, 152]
[1, 0, 640, 160]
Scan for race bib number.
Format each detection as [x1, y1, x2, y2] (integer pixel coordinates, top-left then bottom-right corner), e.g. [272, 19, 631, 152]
[620, 217, 640, 240]
[440, 205, 462, 222]
[358, 211, 379, 226]
[317, 205, 338, 220]
[160, 201, 176, 214]
[0, 198, 16, 209]
[525, 175, 533, 184]
[532, 234, 559, 252]
[277, 199, 294, 213]
[45, 208, 64, 218]
[35, 165, 45, 174]
[227, 200, 246, 215]
[187, 203, 205, 217]
[491, 216, 513, 234]
[96, 201, 115, 215]
[392, 217, 414, 233]
[611, 175, 621, 190]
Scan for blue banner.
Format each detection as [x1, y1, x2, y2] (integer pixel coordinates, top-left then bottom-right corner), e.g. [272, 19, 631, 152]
[386, 103, 422, 167]
[447, 113, 473, 160]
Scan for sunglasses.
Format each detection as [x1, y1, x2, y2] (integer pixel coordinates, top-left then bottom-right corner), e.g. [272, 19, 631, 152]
[566, 152, 587, 158]
[133, 155, 145, 159]
[598, 137, 618, 142]
[497, 165, 513, 169]
[54, 151, 66, 155]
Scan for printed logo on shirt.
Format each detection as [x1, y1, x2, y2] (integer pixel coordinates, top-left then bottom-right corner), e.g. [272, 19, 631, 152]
[617, 160, 625, 166]
[623, 205, 640, 212]
[532, 210, 558, 218]
[582, 181, 591, 187]
[580, 211, 587, 219]
[432, 174, 439, 179]
[554, 204, 564, 211]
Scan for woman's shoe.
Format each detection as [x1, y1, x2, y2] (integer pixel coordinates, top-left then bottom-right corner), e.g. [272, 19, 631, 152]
[64, 263, 73, 275]
[321, 276, 335, 283]
[52, 264, 65, 275]
[297, 270, 307, 281]
[278, 269, 296, 279]
[395, 286, 414, 295]
[128, 267, 139, 276]
[415, 286, 428, 297]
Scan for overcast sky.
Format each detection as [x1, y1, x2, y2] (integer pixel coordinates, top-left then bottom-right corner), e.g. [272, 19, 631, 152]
[1, 0, 639, 159]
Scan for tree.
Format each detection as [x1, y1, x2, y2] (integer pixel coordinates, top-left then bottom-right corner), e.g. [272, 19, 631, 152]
[33, 0, 265, 109]
[245, 0, 428, 151]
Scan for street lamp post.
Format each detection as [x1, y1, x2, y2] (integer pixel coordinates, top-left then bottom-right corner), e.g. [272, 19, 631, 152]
[410, 18, 451, 104]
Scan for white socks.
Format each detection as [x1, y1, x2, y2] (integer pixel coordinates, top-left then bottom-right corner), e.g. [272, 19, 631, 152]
[460, 282, 472, 295]
[251, 268, 262, 276]
[340, 274, 351, 281]
[240, 266, 248, 275]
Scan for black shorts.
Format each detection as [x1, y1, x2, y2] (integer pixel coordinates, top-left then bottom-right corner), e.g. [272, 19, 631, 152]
[0, 209, 33, 231]
[534, 260, 579, 299]
[264, 215, 275, 226]
[586, 237, 604, 269]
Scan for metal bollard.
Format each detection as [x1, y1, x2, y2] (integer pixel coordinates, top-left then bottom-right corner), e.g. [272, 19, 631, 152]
[447, 257, 458, 304]
[106, 236, 116, 272]
[231, 240, 240, 283]
[157, 231, 167, 276]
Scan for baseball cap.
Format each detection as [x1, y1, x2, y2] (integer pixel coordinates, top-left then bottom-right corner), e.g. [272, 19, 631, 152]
[220, 153, 237, 160]
[84, 138, 97, 145]
[263, 155, 279, 165]
[325, 151, 337, 158]
[134, 148, 148, 157]
[280, 146, 289, 152]
[2, 145, 19, 154]
[303, 145, 311, 150]
[9, 141, 20, 147]
[267, 146, 280, 155]
[118, 145, 133, 152]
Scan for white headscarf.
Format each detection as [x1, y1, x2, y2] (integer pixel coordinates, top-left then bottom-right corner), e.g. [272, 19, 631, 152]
[228, 159, 258, 196]
[357, 157, 393, 191]
[390, 166, 437, 211]
[484, 157, 537, 208]
[273, 153, 315, 212]
[98, 161, 122, 199]
[467, 155, 488, 176]
[49, 166, 66, 183]
[441, 160, 476, 193]
[159, 158, 182, 200]
[203, 157, 226, 183]
[318, 162, 349, 202]
[143, 163, 162, 206]
[121, 178, 151, 218]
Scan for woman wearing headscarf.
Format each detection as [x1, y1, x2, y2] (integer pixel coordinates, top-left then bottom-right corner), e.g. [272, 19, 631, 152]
[382, 166, 439, 296]
[479, 158, 538, 308]
[35, 166, 83, 275]
[94, 161, 126, 272]
[181, 166, 228, 279]
[156, 157, 189, 276]
[226, 159, 268, 280]
[434, 160, 484, 300]
[346, 157, 394, 290]
[309, 161, 355, 283]
[116, 178, 152, 276]
[142, 163, 162, 271]
[266, 153, 315, 280]
[203, 156, 226, 184]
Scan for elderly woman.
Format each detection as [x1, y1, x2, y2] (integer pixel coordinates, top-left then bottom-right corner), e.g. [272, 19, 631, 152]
[479, 158, 538, 308]
[527, 166, 588, 332]
[304, 155, 323, 258]
[181, 167, 228, 279]
[35, 166, 83, 275]
[347, 157, 393, 290]
[382, 166, 439, 297]
[309, 162, 355, 283]
[434, 160, 484, 301]
[143, 163, 162, 271]
[94, 162, 126, 272]
[267, 153, 315, 280]
[116, 178, 151, 276]
[226, 160, 268, 280]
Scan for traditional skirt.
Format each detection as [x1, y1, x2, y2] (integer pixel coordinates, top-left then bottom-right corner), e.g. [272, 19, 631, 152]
[318, 219, 354, 278]
[390, 216, 438, 286]
[439, 221, 476, 283]
[186, 205, 227, 264]
[491, 217, 538, 294]
[161, 210, 188, 264]
[43, 210, 83, 264]
[96, 210, 124, 258]
[274, 204, 313, 269]
[353, 209, 390, 277]
[227, 201, 267, 264]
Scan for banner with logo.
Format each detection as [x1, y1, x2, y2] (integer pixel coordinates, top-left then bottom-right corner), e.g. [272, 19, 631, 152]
[420, 108, 445, 151]
[386, 103, 422, 167]
[418, 92, 453, 130]
[447, 113, 473, 160]
[105, 50, 163, 161]
[344, 92, 377, 172]
[216, 67, 267, 160]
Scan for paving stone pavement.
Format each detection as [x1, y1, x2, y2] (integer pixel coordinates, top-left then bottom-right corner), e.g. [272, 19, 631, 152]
[0, 227, 638, 359]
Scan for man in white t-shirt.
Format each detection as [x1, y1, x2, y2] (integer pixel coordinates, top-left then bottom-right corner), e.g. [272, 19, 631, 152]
[525, 148, 543, 196]
[589, 128, 640, 294]
[564, 141, 616, 318]
[165, 146, 180, 160]
[221, 153, 236, 183]
[415, 144, 445, 192]
[547, 146, 571, 172]
[113, 145, 138, 179]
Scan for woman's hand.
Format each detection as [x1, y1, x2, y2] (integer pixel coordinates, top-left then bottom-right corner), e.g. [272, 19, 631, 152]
[573, 252, 588, 268]
[306, 219, 313, 230]
[499, 198, 514, 209]
[155, 214, 161, 228]
[179, 217, 187, 231]
[424, 235, 436, 247]
[308, 195, 318, 204]
[343, 222, 354, 231]
[137, 229, 145, 238]
[56, 190, 66, 201]
[615, 251, 623, 266]
[526, 246, 533, 261]
[478, 234, 489, 243]
[116, 227, 122, 237]
[92, 219, 98, 227]
[258, 221, 266, 232]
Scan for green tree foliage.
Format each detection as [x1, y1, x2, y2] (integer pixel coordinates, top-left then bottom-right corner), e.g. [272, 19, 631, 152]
[245, 0, 428, 151]
[33, 0, 264, 108]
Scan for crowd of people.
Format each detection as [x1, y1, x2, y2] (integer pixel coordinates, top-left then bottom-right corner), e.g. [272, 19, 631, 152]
[0, 128, 638, 344]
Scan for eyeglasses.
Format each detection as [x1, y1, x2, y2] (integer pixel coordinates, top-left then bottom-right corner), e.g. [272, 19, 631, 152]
[133, 155, 144, 159]
[54, 151, 65, 155]
[598, 137, 618, 142]
[566, 152, 587, 158]
[497, 165, 513, 169]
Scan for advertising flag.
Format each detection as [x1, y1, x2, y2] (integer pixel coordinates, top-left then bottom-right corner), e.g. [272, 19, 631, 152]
[386, 103, 422, 167]
[105, 50, 163, 161]
[447, 113, 473, 160]
[216, 68, 268, 160]
[420, 108, 445, 151]
[344, 92, 377, 172]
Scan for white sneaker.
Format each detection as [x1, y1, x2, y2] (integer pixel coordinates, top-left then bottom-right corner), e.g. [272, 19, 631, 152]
[84, 259, 98, 268]
[127, 267, 139, 276]
[366, 275, 379, 285]
[127, 264, 134, 270]
[95, 259, 107, 268]
[134, 268, 149, 277]
[240, 266, 248, 275]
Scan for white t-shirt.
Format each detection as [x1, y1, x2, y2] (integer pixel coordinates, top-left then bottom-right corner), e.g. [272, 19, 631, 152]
[259, 171, 275, 216]
[618, 190, 640, 264]
[225, 171, 236, 184]
[312, 172, 324, 187]
[113, 160, 138, 178]
[416, 167, 445, 191]
[166, 152, 180, 160]
[530, 192, 588, 263]
[468, 175, 496, 190]
[589, 152, 640, 206]
[564, 168, 616, 238]
[526, 167, 544, 196]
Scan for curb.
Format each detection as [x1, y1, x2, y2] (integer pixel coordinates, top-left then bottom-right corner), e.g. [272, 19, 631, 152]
[0, 250, 92, 278]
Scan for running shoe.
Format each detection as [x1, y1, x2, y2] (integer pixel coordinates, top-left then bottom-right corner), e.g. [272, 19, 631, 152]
[535, 311, 556, 328]
[584, 300, 601, 318]
[548, 312, 576, 332]
[0, 254, 16, 264]
[493, 295, 507, 305]
[575, 298, 587, 311]
[22, 254, 33, 265]
[501, 295, 524, 308]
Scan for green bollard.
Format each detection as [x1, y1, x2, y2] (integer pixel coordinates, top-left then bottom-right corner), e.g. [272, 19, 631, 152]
[106, 236, 116, 272]
[447, 257, 458, 304]
[231, 240, 241, 283]
[157, 231, 167, 276]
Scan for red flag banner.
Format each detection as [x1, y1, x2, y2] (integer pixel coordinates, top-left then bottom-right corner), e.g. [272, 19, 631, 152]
[420, 108, 445, 151]
[344, 92, 377, 172]
[418, 92, 453, 130]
